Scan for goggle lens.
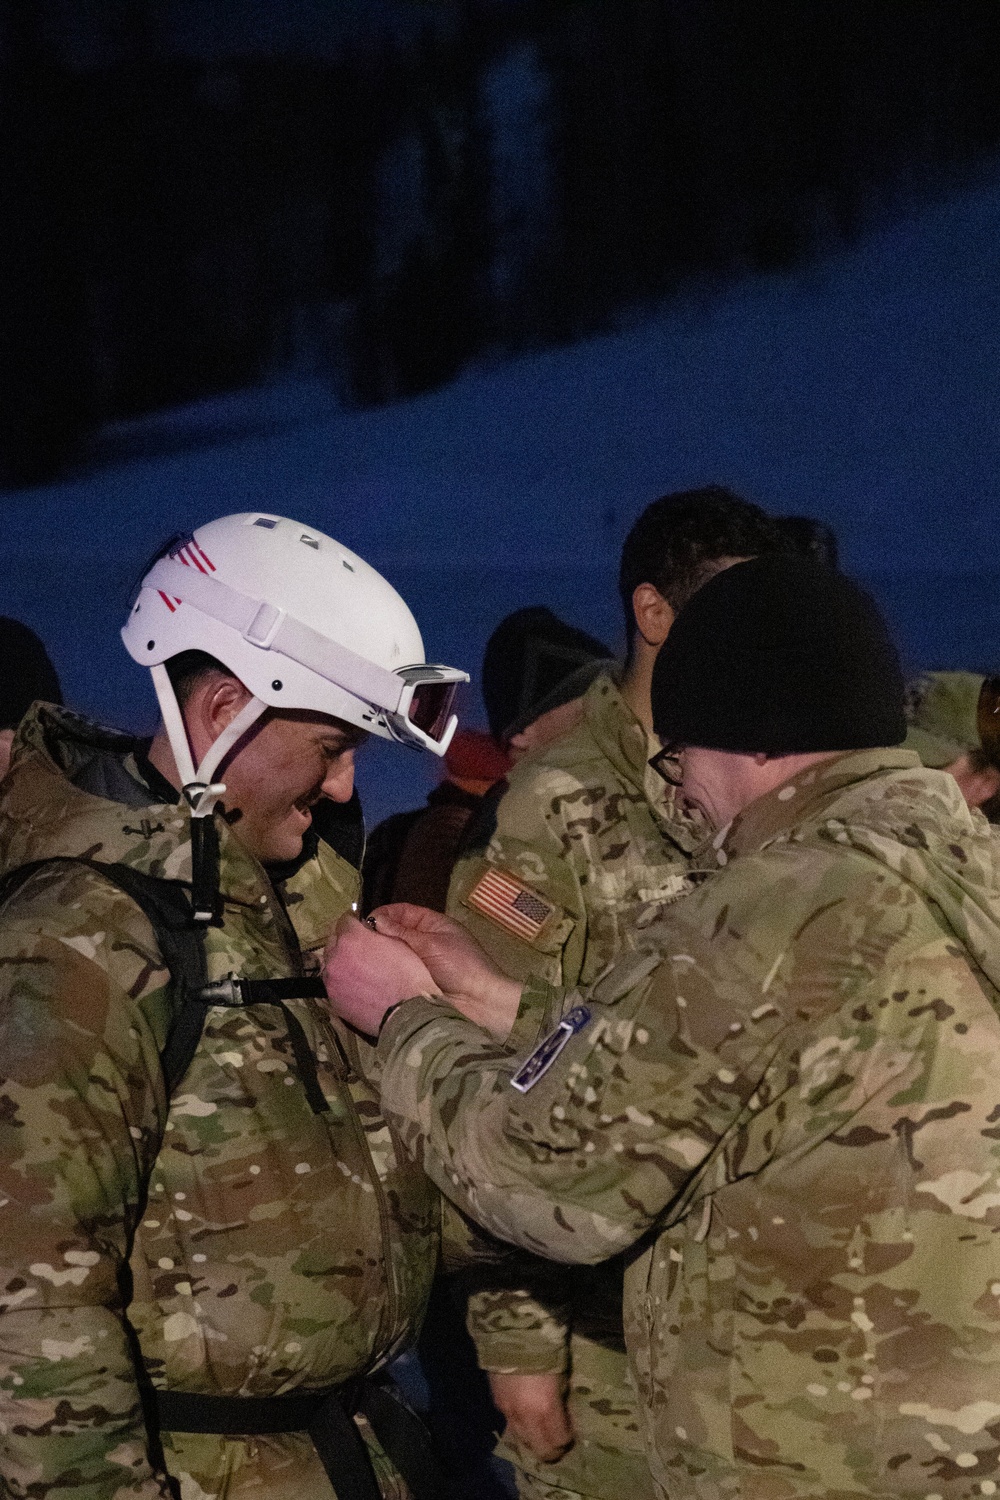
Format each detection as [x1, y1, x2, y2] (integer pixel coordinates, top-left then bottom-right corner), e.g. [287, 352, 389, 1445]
[408, 680, 459, 742]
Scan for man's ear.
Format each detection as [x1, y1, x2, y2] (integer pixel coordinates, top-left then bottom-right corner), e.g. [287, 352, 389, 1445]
[631, 583, 675, 649]
[185, 673, 255, 751]
[204, 674, 254, 735]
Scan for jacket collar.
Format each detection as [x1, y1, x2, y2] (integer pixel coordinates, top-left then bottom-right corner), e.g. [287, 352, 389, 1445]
[706, 748, 924, 867]
[2, 703, 277, 910]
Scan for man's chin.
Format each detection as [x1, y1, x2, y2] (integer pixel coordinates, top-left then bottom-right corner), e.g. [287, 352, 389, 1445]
[260, 808, 312, 866]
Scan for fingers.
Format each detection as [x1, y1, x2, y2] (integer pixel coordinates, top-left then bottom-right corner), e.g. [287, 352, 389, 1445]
[529, 1405, 575, 1463]
[333, 910, 362, 940]
[373, 902, 458, 938]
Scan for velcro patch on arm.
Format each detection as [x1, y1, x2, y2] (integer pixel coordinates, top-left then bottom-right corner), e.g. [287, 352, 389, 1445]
[510, 1005, 592, 1092]
[465, 868, 557, 943]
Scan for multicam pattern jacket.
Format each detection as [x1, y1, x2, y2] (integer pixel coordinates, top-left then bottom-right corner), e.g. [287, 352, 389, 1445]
[448, 671, 701, 989]
[379, 750, 1000, 1499]
[0, 705, 438, 1500]
[447, 673, 700, 1499]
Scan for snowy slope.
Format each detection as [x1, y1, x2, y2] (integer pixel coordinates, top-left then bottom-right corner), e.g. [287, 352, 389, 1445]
[3, 165, 999, 827]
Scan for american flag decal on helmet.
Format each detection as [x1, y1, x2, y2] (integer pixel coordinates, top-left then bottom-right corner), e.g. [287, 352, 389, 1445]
[465, 868, 555, 942]
[170, 536, 216, 574]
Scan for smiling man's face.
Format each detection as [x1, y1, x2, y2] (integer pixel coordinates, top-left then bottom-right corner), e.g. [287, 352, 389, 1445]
[220, 709, 365, 865]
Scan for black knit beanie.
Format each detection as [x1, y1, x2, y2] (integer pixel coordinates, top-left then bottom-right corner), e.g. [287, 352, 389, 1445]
[482, 607, 615, 744]
[651, 556, 906, 753]
[0, 617, 63, 730]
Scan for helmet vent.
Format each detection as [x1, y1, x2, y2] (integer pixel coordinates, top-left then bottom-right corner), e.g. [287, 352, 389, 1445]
[300, 534, 319, 550]
[253, 517, 277, 529]
[342, 559, 355, 572]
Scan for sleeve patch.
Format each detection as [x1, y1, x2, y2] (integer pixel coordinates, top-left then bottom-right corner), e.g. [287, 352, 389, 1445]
[510, 1006, 592, 1093]
[465, 868, 556, 942]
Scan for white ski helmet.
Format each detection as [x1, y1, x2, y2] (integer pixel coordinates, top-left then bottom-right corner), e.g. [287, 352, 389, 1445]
[122, 513, 468, 822]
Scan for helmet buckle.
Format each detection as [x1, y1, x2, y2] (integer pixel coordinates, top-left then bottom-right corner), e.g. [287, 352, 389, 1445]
[245, 601, 285, 649]
[183, 781, 227, 815]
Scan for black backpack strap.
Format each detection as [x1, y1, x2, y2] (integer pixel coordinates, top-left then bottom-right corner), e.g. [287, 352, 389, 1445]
[98, 862, 213, 1096]
[0, 855, 212, 1096]
[154, 1379, 447, 1500]
[0, 855, 331, 1109]
[82, 866, 332, 1109]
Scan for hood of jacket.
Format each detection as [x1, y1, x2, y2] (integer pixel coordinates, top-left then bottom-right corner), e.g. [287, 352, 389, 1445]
[0, 703, 361, 936]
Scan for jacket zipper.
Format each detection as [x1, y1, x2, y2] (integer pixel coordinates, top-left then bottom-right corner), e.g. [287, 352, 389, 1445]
[338, 1028, 401, 1359]
[264, 876, 402, 1361]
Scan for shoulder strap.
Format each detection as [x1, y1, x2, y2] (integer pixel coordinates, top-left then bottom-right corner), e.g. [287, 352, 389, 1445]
[0, 855, 331, 1108]
[0, 855, 210, 1095]
[102, 862, 212, 1094]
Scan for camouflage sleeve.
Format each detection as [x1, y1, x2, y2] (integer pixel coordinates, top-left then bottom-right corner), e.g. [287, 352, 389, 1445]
[0, 869, 176, 1500]
[436, 1194, 571, 1369]
[435, 983, 575, 1377]
[463, 1275, 572, 1376]
[377, 855, 945, 1266]
[372, 921, 793, 1263]
[447, 777, 587, 990]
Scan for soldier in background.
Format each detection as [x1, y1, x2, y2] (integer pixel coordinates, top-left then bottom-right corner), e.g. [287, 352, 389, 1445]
[363, 608, 613, 916]
[447, 490, 795, 1500]
[0, 615, 62, 779]
[904, 670, 1000, 817]
[363, 727, 513, 915]
[364, 607, 614, 1497]
[329, 554, 1000, 1500]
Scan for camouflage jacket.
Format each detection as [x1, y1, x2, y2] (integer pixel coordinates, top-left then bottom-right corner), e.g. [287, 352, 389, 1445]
[448, 670, 702, 989]
[0, 706, 438, 1500]
[377, 750, 1000, 1499]
[447, 674, 695, 1497]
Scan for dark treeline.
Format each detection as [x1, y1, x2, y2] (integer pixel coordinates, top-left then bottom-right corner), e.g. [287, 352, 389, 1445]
[2, 0, 1000, 486]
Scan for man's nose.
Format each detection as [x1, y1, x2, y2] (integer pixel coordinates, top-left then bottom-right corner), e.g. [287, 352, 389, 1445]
[322, 751, 356, 803]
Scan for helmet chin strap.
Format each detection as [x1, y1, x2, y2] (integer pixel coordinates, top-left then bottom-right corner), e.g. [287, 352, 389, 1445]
[151, 664, 267, 819]
[151, 664, 269, 925]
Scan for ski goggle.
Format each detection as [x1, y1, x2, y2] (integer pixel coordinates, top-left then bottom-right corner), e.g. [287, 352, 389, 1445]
[395, 666, 464, 749]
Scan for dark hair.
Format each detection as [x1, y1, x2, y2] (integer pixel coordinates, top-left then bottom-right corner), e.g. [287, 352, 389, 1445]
[775, 516, 839, 570]
[165, 649, 234, 706]
[618, 486, 789, 649]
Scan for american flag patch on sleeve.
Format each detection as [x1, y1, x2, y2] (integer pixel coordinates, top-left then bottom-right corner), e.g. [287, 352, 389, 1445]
[465, 868, 555, 942]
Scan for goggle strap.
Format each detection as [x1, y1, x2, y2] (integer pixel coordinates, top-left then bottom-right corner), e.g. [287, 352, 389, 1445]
[146, 556, 412, 716]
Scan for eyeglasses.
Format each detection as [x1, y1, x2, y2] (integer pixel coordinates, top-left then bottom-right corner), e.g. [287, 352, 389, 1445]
[648, 742, 685, 786]
[978, 676, 1000, 768]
